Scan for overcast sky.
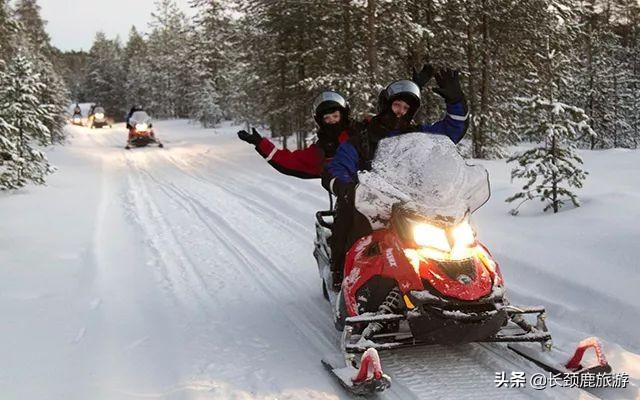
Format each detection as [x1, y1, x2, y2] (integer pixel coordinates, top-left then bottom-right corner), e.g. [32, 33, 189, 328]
[38, 0, 196, 51]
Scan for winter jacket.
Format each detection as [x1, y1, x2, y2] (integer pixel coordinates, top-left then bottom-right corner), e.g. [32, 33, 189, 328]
[323, 101, 468, 188]
[255, 128, 353, 179]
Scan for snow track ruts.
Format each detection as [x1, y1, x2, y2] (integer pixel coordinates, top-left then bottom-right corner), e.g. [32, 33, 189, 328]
[121, 144, 600, 400]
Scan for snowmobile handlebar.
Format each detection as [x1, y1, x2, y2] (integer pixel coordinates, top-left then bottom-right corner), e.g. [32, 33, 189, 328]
[316, 210, 335, 229]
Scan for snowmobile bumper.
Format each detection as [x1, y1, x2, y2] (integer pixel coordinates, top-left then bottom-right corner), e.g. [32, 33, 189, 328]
[341, 302, 552, 353]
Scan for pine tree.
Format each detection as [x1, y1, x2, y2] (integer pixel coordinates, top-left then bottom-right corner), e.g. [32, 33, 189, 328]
[11, 0, 69, 142]
[0, 54, 54, 189]
[146, 0, 194, 118]
[123, 27, 151, 111]
[506, 3, 595, 215]
[12, 0, 52, 56]
[0, 0, 18, 62]
[190, 78, 223, 127]
[84, 32, 127, 120]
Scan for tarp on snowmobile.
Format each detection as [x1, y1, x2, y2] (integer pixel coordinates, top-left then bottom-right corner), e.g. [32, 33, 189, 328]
[355, 133, 490, 229]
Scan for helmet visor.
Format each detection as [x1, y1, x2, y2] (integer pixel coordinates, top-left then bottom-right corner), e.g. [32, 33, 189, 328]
[386, 80, 421, 101]
[313, 91, 347, 115]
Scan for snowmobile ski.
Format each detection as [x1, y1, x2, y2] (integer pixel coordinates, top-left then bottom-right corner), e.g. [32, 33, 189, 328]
[322, 347, 391, 396]
[508, 336, 611, 377]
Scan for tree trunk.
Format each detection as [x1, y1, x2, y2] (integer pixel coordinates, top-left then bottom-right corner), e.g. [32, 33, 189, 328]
[366, 0, 378, 83]
[477, 0, 491, 159]
[342, 0, 354, 72]
[464, 4, 479, 158]
[587, 0, 597, 149]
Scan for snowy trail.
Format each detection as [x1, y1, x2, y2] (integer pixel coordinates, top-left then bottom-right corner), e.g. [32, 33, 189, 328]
[0, 121, 637, 400]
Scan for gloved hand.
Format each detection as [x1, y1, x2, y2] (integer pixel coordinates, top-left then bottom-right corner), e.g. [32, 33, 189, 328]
[332, 179, 357, 199]
[412, 63, 435, 89]
[433, 68, 464, 104]
[237, 127, 262, 145]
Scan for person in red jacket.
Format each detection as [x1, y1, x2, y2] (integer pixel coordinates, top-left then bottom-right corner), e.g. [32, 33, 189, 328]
[237, 91, 356, 179]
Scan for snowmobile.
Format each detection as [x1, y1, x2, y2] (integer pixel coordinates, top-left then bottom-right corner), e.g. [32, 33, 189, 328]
[71, 112, 84, 126]
[314, 133, 610, 395]
[125, 111, 163, 149]
[88, 106, 111, 129]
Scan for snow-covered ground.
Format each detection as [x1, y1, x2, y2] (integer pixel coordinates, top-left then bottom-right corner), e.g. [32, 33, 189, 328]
[0, 120, 638, 400]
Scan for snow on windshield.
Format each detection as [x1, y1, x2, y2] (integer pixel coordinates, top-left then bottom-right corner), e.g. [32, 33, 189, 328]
[355, 133, 490, 229]
[130, 111, 151, 124]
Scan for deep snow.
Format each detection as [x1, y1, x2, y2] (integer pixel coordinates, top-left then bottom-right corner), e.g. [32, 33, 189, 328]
[0, 120, 638, 399]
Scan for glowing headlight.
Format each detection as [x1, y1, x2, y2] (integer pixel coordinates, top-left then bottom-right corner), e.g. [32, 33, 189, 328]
[410, 219, 477, 261]
[136, 123, 148, 131]
[451, 220, 475, 248]
[413, 223, 450, 252]
[95, 113, 104, 119]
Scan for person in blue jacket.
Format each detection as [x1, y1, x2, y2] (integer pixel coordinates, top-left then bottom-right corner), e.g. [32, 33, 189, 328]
[323, 65, 469, 290]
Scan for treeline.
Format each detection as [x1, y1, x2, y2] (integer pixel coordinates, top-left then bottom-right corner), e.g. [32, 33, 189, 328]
[0, 0, 69, 190]
[59, 0, 224, 127]
[62, 0, 639, 156]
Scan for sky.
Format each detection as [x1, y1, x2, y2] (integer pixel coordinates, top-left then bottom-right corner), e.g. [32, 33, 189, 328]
[38, 0, 196, 51]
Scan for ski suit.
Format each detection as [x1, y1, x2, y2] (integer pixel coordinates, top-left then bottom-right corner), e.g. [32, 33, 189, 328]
[323, 100, 469, 288]
[253, 123, 361, 179]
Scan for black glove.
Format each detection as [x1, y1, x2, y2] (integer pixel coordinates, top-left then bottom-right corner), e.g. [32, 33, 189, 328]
[433, 68, 464, 104]
[332, 180, 356, 200]
[412, 63, 435, 89]
[237, 127, 262, 145]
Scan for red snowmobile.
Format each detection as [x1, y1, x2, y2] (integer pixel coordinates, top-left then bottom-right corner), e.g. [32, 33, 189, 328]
[125, 111, 163, 150]
[314, 134, 610, 395]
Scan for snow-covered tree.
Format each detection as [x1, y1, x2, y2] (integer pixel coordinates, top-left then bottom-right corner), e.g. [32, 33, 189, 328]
[83, 32, 127, 119]
[507, 2, 596, 215]
[0, 0, 18, 62]
[123, 26, 151, 111]
[145, 0, 195, 118]
[190, 78, 223, 127]
[11, 0, 52, 56]
[0, 54, 54, 189]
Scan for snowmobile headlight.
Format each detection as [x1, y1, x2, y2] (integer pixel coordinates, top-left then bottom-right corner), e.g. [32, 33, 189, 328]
[412, 223, 451, 252]
[95, 112, 104, 119]
[136, 123, 148, 131]
[451, 220, 475, 248]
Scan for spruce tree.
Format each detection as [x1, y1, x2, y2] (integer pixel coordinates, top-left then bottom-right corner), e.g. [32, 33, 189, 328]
[84, 32, 127, 120]
[0, 54, 54, 189]
[506, 2, 595, 215]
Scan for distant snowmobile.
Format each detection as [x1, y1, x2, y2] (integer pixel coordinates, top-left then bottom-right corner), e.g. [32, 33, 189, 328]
[87, 106, 111, 129]
[125, 111, 163, 149]
[71, 111, 84, 126]
[314, 134, 610, 395]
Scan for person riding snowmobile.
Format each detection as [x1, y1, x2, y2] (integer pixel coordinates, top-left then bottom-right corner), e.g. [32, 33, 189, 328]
[125, 105, 145, 129]
[125, 109, 163, 149]
[236, 91, 360, 179]
[323, 65, 469, 290]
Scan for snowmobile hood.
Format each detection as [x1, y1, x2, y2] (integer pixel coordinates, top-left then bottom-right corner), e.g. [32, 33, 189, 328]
[355, 133, 490, 228]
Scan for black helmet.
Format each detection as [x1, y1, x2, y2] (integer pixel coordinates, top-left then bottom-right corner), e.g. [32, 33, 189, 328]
[312, 91, 350, 126]
[377, 80, 421, 120]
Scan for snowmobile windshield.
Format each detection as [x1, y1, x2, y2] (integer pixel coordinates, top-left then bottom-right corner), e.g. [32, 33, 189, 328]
[94, 107, 105, 114]
[129, 111, 151, 125]
[355, 133, 490, 229]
